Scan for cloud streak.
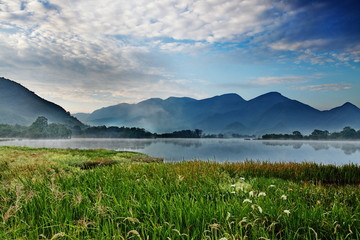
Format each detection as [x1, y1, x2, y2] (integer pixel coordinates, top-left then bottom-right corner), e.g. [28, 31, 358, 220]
[296, 84, 353, 92]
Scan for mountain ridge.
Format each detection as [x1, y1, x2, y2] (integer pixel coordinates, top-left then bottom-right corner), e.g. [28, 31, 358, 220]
[0, 77, 84, 127]
[74, 92, 360, 134]
[1, 77, 359, 135]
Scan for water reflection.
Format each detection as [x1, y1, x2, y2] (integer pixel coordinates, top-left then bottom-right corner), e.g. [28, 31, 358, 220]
[261, 140, 360, 155]
[1, 138, 360, 165]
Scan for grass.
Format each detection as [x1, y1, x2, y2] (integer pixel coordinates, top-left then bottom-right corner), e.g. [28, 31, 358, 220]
[0, 146, 359, 239]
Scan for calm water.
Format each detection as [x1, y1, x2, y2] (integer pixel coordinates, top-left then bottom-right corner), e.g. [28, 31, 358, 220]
[1, 138, 360, 165]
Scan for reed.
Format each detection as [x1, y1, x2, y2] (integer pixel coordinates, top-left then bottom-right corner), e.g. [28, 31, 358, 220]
[0, 146, 359, 239]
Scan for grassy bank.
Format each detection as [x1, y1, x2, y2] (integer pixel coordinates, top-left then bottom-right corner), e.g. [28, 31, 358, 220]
[0, 146, 359, 239]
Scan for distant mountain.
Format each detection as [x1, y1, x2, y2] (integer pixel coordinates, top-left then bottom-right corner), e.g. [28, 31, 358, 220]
[0, 77, 84, 127]
[75, 92, 360, 135]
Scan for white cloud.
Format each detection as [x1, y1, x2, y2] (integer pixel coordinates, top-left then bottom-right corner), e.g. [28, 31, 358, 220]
[0, 0, 358, 112]
[296, 84, 352, 91]
[269, 39, 330, 51]
[1, 0, 277, 42]
[0, 0, 280, 109]
[252, 75, 308, 86]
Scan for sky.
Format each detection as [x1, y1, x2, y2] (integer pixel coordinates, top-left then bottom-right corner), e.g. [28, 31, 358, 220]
[0, 0, 359, 113]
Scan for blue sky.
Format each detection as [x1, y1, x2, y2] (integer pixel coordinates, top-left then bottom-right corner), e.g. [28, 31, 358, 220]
[0, 0, 359, 113]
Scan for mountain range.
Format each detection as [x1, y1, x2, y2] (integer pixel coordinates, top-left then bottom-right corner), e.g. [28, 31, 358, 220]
[74, 92, 360, 135]
[1, 77, 359, 135]
[0, 77, 83, 128]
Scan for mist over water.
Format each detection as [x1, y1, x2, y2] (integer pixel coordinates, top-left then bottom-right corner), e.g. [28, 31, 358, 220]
[1, 138, 360, 165]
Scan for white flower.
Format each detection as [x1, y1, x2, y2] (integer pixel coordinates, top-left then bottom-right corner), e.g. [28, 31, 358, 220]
[269, 185, 276, 188]
[249, 191, 254, 197]
[258, 192, 266, 197]
[230, 184, 236, 188]
[258, 206, 263, 213]
[281, 195, 287, 200]
[226, 212, 231, 220]
[231, 191, 236, 194]
[243, 199, 252, 203]
[283, 210, 291, 215]
[219, 238, 228, 240]
[240, 177, 245, 181]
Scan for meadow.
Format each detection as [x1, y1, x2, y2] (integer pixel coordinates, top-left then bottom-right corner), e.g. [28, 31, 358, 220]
[0, 146, 359, 239]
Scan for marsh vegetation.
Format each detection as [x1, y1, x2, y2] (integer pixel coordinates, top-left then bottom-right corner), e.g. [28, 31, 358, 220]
[0, 146, 359, 239]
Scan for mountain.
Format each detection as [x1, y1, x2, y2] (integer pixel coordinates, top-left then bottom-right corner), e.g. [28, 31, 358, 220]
[322, 102, 360, 130]
[0, 77, 84, 127]
[76, 93, 246, 132]
[4, 76, 358, 135]
[75, 92, 360, 134]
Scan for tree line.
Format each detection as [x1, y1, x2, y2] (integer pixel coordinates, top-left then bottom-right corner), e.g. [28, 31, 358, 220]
[0, 116, 204, 139]
[75, 126, 203, 138]
[0, 116, 71, 139]
[261, 127, 360, 140]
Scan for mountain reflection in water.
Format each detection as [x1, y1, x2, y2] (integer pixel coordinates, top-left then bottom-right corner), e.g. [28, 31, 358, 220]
[261, 141, 360, 155]
[1, 138, 359, 165]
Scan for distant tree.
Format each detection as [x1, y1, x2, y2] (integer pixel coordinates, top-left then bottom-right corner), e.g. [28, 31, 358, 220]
[22, 116, 72, 139]
[340, 126, 357, 139]
[262, 127, 360, 140]
[26, 116, 49, 138]
[292, 131, 303, 139]
[195, 129, 203, 138]
[48, 123, 72, 138]
[32, 116, 48, 129]
[309, 129, 329, 140]
[158, 129, 203, 138]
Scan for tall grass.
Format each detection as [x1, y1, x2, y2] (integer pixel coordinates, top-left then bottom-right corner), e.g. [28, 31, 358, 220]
[220, 161, 360, 185]
[0, 147, 359, 239]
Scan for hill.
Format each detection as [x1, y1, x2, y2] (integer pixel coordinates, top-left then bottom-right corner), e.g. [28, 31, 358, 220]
[0, 77, 84, 127]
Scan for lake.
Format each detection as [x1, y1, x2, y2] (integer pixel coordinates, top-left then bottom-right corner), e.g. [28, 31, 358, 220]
[1, 138, 360, 165]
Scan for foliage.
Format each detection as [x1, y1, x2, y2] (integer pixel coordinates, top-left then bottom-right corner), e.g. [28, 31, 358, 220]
[75, 126, 204, 138]
[262, 126, 360, 140]
[76, 125, 154, 138]
[0, 147, 359, 239]
[156, 129, 202, 138]
[0, 116, 71, 139]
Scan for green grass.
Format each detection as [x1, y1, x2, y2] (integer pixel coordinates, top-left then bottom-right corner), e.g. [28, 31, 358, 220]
[0, 146, 359, 239]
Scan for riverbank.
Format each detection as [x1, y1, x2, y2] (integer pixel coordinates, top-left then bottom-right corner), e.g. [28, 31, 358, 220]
[0, 146, 359, 239]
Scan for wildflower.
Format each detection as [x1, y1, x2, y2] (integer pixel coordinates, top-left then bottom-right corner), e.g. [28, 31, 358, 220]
[230, 184, 236, 188]
[269, 184, 276, 188]
[238, 217, 247, 226]
[127, 230, 140, 237]
[210, 223, 220, 229]
[258, 206, 263, 213]
[283, 210, 291, 216]
[281, 194, 287, 200]
[258, 192, 266, 197]
[124, 217, 140, 223]
[249, 191, 254, 197]
[219, 238, 228, 240]
[231, 191, 236, 194]
[243, 199, 252, 203]
[240, 177, 245, 181]
[50, 233, 66, 239]
[226, 212, 231, 221]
